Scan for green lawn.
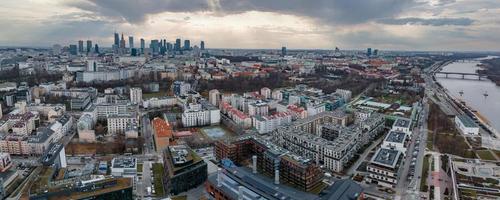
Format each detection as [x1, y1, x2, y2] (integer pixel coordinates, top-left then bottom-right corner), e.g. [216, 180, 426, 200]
[152, 163, 165, 197]
[426, 132, 434, 151]
[476, 150, 496, 160]
[137, 163, 143, 173]
[420, 155, 431, 192]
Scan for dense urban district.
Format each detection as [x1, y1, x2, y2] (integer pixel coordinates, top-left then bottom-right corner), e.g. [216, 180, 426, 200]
[0, 34, 499, 200]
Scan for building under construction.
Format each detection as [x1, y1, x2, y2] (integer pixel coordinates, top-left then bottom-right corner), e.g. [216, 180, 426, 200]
[214, 135, 324, 192]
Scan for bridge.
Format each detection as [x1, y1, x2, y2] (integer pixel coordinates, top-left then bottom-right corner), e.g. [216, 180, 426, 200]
[435, 71, 500, 80]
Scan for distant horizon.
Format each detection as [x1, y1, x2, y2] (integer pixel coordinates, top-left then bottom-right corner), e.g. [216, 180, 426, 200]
[1, 45, 500, 54]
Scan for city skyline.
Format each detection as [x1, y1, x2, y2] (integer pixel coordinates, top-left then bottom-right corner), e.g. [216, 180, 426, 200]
[0, 0, 499, 51]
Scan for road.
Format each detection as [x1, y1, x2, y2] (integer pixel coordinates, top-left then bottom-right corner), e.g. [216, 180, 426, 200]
[136, 161, 153, 198]
[141, 114, 155, 155]
[396, 91, 430, 200]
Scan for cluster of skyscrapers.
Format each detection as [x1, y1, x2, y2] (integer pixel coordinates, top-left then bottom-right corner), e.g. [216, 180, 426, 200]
[112, 32, 205, 56]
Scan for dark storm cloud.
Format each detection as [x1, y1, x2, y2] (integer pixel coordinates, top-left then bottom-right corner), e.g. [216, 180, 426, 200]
[378, 17, 475, 26]
[68, 0, 211, 23]
[69, 0, 417, 24]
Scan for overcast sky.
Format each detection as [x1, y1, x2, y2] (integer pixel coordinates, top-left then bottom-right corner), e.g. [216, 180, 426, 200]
[1, 0, 499, 51]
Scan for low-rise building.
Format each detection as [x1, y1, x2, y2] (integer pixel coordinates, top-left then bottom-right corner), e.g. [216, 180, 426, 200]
[28, 127, 56, 156]
[163, 145, 207, 195]
[111, 157, 137, 178]
[252, 112, 292, 134]
[152, 117, 173, 151]
[107, 113, 137, 135]
[366, 148, 403, 188]
[181, 100, 220, 127]
[454, 115, 479, 136]
[0, 153, 12, 172]
[391, 118, 412, 138]
[381, 131, 408, 156]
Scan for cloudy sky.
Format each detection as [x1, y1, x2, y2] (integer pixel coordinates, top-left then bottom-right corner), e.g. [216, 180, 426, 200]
[0, 0, 499, 51]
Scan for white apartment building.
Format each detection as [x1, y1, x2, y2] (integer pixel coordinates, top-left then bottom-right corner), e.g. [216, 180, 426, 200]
[272, 89, 283, 101]
[209, 89, 220, 106]
[95, 103, 128, 119]
[248, 101, 269, 117]
[260, 87, 271, 99]
[335, 89, 352, 101]
[252, 112, 292, 134]
[143, 97, 177, 108]
[129, 87, 143, 104]
[391, 118, 412, 138]
[455, 115, 479, 136]
[381, 131, 407, 156]
[107, 113, 138, 135]
[306, 102, 326, 116]
[367, 148, 402, 188]
[181, 102, 220, 127]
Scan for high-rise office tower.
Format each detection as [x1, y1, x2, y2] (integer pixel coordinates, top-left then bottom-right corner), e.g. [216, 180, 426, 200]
[367, 48, 372, 57]
[69, 44, 78, 55]
[86, 40, 92, 53]
[373, 49, 378, 56]
[163, 39, 166, 47]
[200, 41, 205, 50]
[131, 48, 138, 56]
[114, 32, 119, 46]
[281, 46, 287, 56]
[129, 36, 134, 49]
[150, 40, 159, 54]
[175, 39, 181, 51]
[94, 44, 99, 54]
[140, 38, 145, 54]
[166, 43, 173, 51]
[78, 40, 84, 53]
[184, 40, 191, 50]
[120, 33, 126, 49]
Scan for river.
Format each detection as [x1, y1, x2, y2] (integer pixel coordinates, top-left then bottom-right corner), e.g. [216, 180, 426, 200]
[437, 57, 500, 131]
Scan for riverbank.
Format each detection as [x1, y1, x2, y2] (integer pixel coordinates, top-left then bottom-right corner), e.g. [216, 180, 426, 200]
[478, 58, 500, 86]
[436, 59, 500, 135]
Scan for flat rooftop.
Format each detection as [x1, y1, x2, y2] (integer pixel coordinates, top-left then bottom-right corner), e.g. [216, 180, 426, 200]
[169, 145, 193, 165]
[371, 148, 401, 169]
[111, 157, 136, 169]
[394, 118, 411, 128]
[384, 131, 407, 143]
[456, 115, 478, 128]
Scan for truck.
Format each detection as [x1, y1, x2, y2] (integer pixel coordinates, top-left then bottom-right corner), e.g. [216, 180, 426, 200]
[147, 187, 152, 195]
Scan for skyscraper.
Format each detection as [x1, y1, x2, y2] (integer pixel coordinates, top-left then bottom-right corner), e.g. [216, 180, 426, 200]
[175, 39, 181, 51]
[94, 44, 99, 54]
[128, 36, 134, 49]
[120, 33, 126, 49]
[367, 48, 372, 57]
[200, 41, 205, 50]
[69, 44, 78, 55]
[114, 32, 119, 46]
[281, 46, 287, 56]
[86, 40, 92, 53]
[150, 40, 159, 54]
[140, 38, 145, 54]
[373, 49, 378, 56]
[78, 40, 84, 53]
[184, 40, 191, 50]
[166, 43, 173, 51]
